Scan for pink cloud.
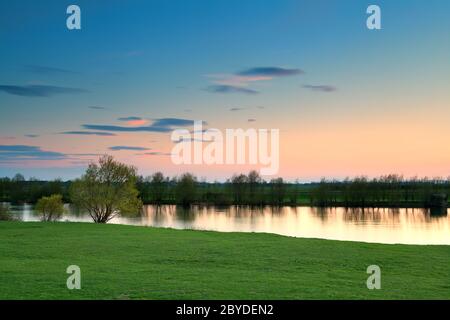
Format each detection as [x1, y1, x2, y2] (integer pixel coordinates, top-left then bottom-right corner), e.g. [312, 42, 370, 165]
[126, 119, 149, 126]
[207, 74, 272, 87]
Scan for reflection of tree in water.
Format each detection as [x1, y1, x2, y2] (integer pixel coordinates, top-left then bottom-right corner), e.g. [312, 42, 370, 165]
[225, 205, 257, 219]
[210, 204, 230, 212]
[220, 205, 269, 231]
[340, 207, 449, 224]
[250, 205, 264, 215]
[141, 205, 177, 224]
[141, 204, 449, 240]
[175, 205, 196, 222]
[233, 205, 247, 218]
[430, 207, 448, 217]
[151, 205, 168, 224]
[311, 206, 332, 222]
[269, 206, 283, 215]
[342, 207, 385, 223]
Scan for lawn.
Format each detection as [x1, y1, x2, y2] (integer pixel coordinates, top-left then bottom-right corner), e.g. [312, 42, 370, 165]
[0, 221, 449, 299]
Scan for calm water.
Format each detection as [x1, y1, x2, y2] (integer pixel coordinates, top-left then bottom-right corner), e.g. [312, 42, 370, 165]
[10, 204, 450, 245]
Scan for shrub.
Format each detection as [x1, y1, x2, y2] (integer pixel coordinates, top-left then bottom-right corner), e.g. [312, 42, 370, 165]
[35, 194, 64, 222]
[0, 203, 14, 221]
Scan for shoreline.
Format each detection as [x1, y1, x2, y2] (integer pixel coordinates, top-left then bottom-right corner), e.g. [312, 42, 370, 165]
[3, 220, 450, 247]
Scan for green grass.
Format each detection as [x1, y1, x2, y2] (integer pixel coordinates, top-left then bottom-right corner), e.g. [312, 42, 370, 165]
[0, 221, 449, 300]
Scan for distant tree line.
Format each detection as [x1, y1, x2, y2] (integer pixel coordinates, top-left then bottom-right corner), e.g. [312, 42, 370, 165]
[136, 171, 296, 206]
[1, 171, 449, 208]
[0, 174, 69, 204]
[310, 175, 450, 208]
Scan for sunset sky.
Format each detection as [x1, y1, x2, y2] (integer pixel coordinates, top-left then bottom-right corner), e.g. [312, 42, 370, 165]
[1, 0, 450, 181]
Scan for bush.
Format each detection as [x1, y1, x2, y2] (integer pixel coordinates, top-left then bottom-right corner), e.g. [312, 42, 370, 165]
[0, 203, 14, 221]
[35, 194, 64, 222]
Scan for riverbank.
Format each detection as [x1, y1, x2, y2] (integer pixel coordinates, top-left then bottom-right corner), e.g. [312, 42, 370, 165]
[0, 221, 449, 299]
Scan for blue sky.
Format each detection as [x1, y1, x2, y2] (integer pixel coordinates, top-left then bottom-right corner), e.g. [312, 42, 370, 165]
[1, 0, 450, 180]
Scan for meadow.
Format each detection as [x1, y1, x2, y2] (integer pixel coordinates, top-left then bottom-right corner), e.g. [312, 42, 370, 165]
[1, 221, 449, 299]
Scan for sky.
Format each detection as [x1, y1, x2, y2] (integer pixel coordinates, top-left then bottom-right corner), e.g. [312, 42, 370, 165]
[1, 0, 450, 181]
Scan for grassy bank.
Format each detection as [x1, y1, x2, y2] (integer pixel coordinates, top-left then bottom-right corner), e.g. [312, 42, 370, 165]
[0, 221, 449, 299]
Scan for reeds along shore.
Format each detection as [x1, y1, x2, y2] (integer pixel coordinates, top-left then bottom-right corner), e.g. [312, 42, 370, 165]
[1, 172, 449, 208]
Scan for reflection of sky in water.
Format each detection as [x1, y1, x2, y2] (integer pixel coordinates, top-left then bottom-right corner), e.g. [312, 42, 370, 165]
[10, 204, 450, 245]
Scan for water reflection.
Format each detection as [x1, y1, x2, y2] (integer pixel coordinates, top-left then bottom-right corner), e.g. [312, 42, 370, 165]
[9, 204, 450, 245]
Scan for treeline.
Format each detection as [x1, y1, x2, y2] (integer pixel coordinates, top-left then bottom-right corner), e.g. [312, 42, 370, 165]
[310, 175, 450, 208]
[0, 174, 69, 204]
[137, 171, 302, 206]
[0, 171, 305, 206]
[1, 172, 449, 208]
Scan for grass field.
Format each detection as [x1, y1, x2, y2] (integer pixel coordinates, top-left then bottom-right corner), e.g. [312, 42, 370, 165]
[0, 221, 449, 299]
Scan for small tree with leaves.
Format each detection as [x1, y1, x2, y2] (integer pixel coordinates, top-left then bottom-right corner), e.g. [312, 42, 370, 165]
[70, 155, 142, 223]
[35, 194, 64, 221]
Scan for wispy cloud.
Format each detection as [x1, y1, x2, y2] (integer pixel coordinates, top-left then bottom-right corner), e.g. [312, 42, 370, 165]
[247, 118, 256, 122]
[117, 116, 143, 121]
[83, 118, 200, 133]
[83, 124, 172, 133]
[230, 107, 246, 111]
[0, 145, 66, 161]
[206, 85, 259, 95]
[67, 153, 103, 157]
[302, 84, 337, 92]
[88, 106, 106, 110]
[173, 136, 215, 143]
[0, 85, 88, 97]
[24, 65, 77, 75]
[141, 151, 172, 156]
[60, 131, 116, 136]
[25, 134, 39, 138]
[117, 116, 148, 126]
[152, 118, 203, 127]
[109, 146, 151, 151]
[238, 67, 303, 77]
[206, 66, 302, 94]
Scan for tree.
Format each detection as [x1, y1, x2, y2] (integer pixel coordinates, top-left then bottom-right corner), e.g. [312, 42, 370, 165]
[229, 174, 248, 204]
[12, 173, 25, 182]
[148, 172, 168, 204]
[0, 177, 11, 202]
[247, 170, 262, 205]
[35, 194, 64, 221]
[175, 173, 197, 207]
[270, 177, 286, 205]
[10, 173, 26, 204]
[69, 155, 142, 223]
